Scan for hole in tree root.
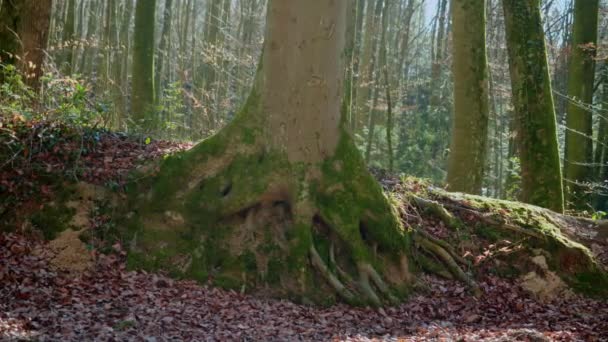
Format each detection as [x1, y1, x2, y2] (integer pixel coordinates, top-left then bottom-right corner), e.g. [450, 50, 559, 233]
[313, 215, 331, 237]
[359, 220, 384, 256]
[359, 221, 370, 242]
[220, 182, 233, 197]
[273, 201, 291, 218]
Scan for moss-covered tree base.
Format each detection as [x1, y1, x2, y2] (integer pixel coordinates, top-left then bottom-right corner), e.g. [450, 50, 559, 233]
[122, 112, 415, 306]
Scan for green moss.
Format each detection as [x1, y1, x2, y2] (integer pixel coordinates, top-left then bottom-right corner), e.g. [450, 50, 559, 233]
[213, 274, 243, 290]
[30, 203, 76, 240]
[315, 129, 409, 258]
[238, 251, 258, 273]
[570, 270, 608, 297]
[266, 259, 284, 284]
[474, 224, 508, 241]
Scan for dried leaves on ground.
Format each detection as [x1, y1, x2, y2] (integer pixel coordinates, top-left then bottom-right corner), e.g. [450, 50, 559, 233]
[1, 232, 607, 341]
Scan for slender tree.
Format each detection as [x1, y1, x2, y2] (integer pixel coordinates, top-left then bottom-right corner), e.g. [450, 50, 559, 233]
[429, 0, 448, 109]
[446, 0, 489, 194]
[354, 0, 384, 131]
[62, 0, 77, 74]
[131, 0, 157, 128]
[157, 0, 174, 101]
[502, 0, 564, 213]
[564, 0, 599, 206]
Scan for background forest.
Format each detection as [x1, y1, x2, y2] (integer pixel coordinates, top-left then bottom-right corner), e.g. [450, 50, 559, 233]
[2, 0, 608, 212]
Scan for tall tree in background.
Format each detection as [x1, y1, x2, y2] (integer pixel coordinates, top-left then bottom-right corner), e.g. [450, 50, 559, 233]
[595, 62, 608, 210]
[61, 0, 77, 74]
[428, 0, 448, 109]
[156, 0, 174, 101]
[564, 0, 599, 207]
[128, 0, 412, 306]
[354, 0, 384, 131]
[446, 0, 489, 194]
[502, 0, 564, 213]
[0, 0, 20, 67]
[131, 0, 157, 128]
[0, 0, 52, 89]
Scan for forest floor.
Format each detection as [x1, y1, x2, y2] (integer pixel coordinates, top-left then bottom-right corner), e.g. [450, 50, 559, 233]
[1, 119, 608, 341]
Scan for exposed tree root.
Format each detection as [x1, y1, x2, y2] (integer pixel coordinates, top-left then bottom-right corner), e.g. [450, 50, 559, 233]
[439, 201, 546, 240]
[410, 195, 461, 229]
[309, 245, 355, 303]
[413, 233, 481, 296]
[413, 228, 468, 265]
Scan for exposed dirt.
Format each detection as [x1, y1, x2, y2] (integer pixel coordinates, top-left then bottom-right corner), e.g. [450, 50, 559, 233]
[40, 229, 94, 273]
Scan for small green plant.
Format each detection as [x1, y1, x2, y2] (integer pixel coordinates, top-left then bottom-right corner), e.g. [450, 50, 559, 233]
[39, 73, 106, 126]
[592, 211, 606, 221]
[0, 64, 34, 116]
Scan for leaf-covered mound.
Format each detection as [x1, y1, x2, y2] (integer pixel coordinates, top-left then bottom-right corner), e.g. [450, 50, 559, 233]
[0, 116, 191, 232]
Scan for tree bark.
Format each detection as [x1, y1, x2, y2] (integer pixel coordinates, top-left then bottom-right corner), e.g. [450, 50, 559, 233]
[156, 0, 174, 101]
[564, 0, 599, 207]
[429, 0, 448, 109]
[502, 0, 564, 213]
[126, 0, 412, 306]
[446, 0, 490, 194]
[131, 0, 157, 129]
[0, 0, 52, 89]
[353, 0, 384, 132]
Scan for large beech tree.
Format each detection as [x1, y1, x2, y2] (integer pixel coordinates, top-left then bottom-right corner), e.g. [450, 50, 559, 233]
[125, 0, 412, 306]
[502, 0, 564, 213]
[446, 0, 489, 194]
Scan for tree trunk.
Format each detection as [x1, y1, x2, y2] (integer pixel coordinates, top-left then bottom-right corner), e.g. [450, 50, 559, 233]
[117, 0, 135, 119]
[17, 0, 52, 90]
[81, 0, 100, 76]
[131, 0, 157, 129]
[353, 0, 384, 132]
[62, 0, 76, 74]
[428, 0, 448, 109]
[594, 62, 608, 211]
[0, 1, 21, 67]
[446, 0, 489, 194]
[0, 0, 52, 90]
[156, 0, 174, 102]
[379, 0, 394, 172]
[502, 0, 564, 213]
[125, 0, 412, 306]
[564, 0, 599, 208]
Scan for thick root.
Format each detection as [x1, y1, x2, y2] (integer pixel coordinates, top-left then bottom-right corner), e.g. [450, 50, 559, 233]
[414, 233, 481, 296]
[310, 245, 356, 303]
[410, 195, 461, 229]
